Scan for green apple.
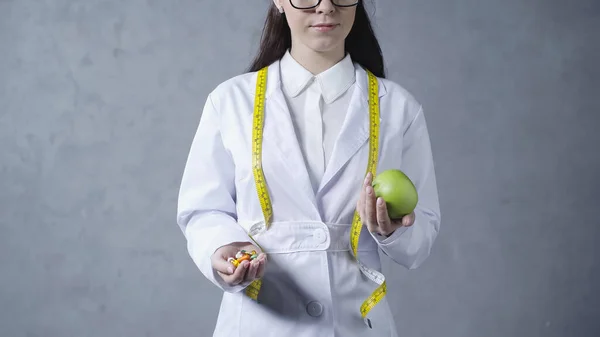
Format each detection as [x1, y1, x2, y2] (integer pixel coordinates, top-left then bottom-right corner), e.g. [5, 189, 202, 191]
[372, 169, 418, 219]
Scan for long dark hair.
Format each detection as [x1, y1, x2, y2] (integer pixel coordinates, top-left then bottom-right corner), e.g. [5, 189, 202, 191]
[246, 1, 386, 78]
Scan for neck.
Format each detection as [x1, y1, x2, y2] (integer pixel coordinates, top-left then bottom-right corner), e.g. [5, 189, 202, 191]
[289, 43, 346, 75]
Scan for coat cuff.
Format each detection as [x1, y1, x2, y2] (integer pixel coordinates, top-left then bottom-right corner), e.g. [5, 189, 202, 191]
[369, 224, 411, 244]
[369, 207, 439, 270]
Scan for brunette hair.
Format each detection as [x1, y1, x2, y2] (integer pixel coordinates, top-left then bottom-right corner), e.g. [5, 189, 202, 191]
[246, 1, 386, 78]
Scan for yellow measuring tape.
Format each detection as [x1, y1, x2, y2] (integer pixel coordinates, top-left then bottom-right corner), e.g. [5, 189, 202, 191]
[243, 66, 271, 301]
[245, 66, 385, 328]
[349, 70, 386, 328]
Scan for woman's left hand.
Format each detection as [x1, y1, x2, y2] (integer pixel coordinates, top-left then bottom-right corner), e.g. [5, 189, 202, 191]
[357, 172, 415, 237]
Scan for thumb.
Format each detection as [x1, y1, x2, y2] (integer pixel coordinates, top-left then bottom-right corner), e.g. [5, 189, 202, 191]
[212, 256, 235, 275]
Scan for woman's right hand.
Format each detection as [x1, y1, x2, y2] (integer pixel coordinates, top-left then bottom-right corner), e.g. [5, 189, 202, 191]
[211, 242, 267, 287]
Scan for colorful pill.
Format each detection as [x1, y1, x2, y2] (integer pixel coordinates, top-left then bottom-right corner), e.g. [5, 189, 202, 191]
[227, 257, 239, 267]
[238, 254, 251, 262]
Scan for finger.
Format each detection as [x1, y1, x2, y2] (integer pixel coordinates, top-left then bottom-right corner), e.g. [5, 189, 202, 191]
[376, 197, 393, 235]
[245, 259, 259, 281]
[217, 267, 241, 285]
[234, 260, 251, 284]
[212, 256, 236, 275]
[357, 173, 369, 220]
[218, 260, 249, 285]
[255, 254, 267, 278]
[256, 261, 266, 279]
[364, 172, 373, 192]
[402, 212, 415, 227]
[365, 184, 378, 233]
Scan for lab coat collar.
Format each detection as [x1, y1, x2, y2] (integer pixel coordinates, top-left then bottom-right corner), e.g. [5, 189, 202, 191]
[279, 50, 356, 104]
[252, 58, 387, 104]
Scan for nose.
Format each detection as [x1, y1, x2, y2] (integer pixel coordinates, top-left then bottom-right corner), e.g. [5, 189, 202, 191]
[316, 0, 335, 13]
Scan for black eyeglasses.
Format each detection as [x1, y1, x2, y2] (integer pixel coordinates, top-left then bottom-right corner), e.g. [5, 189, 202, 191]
[289, 0, 360, 10]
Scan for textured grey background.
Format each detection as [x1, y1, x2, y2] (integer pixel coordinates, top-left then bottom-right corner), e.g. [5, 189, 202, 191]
[1, 0, 599, 336]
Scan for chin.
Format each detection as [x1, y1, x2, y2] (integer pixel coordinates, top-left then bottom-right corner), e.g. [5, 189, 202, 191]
[307, 40, 344, 53]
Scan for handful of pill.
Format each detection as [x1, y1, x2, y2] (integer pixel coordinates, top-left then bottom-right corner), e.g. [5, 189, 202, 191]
[227, 250, 259, 268]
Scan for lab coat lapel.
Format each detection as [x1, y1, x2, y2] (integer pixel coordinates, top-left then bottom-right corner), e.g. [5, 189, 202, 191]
[261, 61, 320, 217]
[317, 66, 385, 193]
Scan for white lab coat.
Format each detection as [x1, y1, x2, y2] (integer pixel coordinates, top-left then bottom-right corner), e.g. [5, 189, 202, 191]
[177, 59, 441, 337]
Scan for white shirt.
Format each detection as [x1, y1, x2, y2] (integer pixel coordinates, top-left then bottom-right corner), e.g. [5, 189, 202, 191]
[279, 50, 356, 194]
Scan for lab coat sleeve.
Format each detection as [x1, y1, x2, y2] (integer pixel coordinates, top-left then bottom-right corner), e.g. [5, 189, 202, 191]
[371, 105, 441, 270]
[176, 93, 254, 292]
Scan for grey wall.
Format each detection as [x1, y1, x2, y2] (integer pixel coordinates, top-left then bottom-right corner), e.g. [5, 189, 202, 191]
[1, 0, 598, 336]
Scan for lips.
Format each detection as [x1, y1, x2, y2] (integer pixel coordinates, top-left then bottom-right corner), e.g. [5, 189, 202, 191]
[310, 23, 339, 32]
[311, 23, 338, 27]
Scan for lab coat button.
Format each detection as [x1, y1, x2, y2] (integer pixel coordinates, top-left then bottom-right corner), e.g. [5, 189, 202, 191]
[306, 301, 323, 317]
[313, 228, 327, 244]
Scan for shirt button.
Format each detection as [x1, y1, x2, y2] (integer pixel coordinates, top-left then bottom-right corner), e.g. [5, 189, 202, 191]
[306, 301, 323, 317]
[313, 228, 327, 244]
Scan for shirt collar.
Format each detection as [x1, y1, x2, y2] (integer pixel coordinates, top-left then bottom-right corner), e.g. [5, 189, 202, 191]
[280, 50, 356, 104]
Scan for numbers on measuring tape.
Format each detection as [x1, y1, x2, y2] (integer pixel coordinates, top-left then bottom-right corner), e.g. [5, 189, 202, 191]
[245, 279, 262, 300]
[251, 68, 273, 230]
[246, 67, 387, 326]
[360, 281, 387, 317]
[244, 67, 271, 300]
[349, 69, 387, 325]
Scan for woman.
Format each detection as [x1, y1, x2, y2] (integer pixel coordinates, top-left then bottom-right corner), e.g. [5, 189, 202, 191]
[176, 0, 441, 336]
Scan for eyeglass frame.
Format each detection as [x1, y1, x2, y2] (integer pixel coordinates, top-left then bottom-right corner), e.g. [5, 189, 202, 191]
[288, 0, 360, 10]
